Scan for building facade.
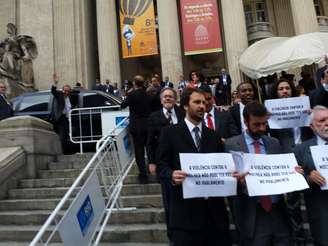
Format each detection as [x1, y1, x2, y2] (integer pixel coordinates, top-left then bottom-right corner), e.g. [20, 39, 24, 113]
[0, 0, 326, 91]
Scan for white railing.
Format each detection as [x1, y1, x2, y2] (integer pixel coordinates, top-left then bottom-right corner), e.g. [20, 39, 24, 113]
[30, 117, 135, 245]
[68, 105, 128, 153]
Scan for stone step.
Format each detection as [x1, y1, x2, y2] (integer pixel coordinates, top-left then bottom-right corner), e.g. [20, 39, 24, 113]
[20, 175, 158, 189]
[9, 184, 161, 199]
[0, 195, 163, 211]
[0, 243, 168, 246]
[57, 153, 94, 162]
[0, 224, 168, 243]
[0, 208, 165, 225]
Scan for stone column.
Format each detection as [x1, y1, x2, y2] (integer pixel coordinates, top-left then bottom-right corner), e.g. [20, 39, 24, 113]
[157, 0, 183, 84]
[272, 0, 295, 36]
[96, 0, 121, 86]
[18, 0, 55, 90]
[53, 0, 77, 86]
[290, 0, 319, 34]
[221, 0, 248, 89]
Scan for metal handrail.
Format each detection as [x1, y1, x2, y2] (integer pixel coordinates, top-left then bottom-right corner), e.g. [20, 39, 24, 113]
[30, 117, 133, 245]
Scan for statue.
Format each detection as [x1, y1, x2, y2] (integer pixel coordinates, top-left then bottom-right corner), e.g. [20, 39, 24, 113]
[0, 23, 38, 93]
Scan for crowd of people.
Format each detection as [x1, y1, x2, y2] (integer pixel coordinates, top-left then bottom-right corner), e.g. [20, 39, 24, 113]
[121, 67, 328, 246]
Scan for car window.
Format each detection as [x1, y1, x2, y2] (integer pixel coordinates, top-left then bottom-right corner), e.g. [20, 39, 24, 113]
[83, 93, 116, 107]
[18, 94, 51, 112]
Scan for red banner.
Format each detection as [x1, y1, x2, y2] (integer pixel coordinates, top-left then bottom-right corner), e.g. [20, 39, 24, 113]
[180, 0, 223, 55]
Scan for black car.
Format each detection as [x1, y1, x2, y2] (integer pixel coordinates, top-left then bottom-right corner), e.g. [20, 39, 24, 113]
[12, 89, 123, 151]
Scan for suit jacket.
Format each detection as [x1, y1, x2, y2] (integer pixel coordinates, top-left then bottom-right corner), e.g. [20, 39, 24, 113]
[309, 85, 328, 108]
[121, 88, 152, 132]
[218, 74, 232, 89]
[213, 109, 238, 139]
[270, 127, 313, 153]
[157, 121, 229, 233]
[160, 81, 174, 88]
[224, 134, 289, 239]
[50, 86, 78, 122]
[146, 106, 184, 164]
[0, 94, 13, 121]
[229, 103, 242, 134]
[294, 138, 328, 245]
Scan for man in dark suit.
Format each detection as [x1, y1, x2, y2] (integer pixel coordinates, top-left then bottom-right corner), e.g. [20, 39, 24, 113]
[92, 78, 104, 91]
[103, 79, 114, 94]
[0, 82, 13, 121]
[157, 88, 231, 246]
[200, 84, 238, 140]
[216, 68, 232, 105]
[147, 76, 162, 113]
[51, 80, 78, 154]
[161, 76, 174, 88]
[146, 87, 184, 243]
[121, 75, 152, 184]
[229, 81, 256, 134]
[310, 67, 328, 108]
[294, 106, 328, 246]
[225, 101, 292, 246]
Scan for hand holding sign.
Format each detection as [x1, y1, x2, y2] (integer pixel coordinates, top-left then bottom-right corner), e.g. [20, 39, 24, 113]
[265, 96, 311, 129]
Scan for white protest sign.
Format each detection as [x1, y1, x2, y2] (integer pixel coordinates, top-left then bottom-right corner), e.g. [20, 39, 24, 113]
[265, 96, 310, 129]
[244, 153, 309, 196]
[310, 145, 328, 190]
[179, 153, 237, 199]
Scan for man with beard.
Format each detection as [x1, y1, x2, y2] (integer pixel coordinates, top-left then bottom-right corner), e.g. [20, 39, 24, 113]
[146, 87, 184, 243]
[225, 101, 292, 246]
[294, 106, 328, 246]
[157, 88, 231, 246]
[229, 82, 257, 134]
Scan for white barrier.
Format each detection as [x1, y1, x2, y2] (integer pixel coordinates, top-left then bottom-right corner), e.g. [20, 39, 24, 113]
[30, 117, 135, 245]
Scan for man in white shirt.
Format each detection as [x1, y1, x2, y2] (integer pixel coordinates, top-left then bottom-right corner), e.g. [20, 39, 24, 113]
[294, 105, 328, 245]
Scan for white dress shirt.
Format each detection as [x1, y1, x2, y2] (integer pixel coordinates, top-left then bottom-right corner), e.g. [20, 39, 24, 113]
[239, 102, 247, 132]
[184, 118, 202, 147]
[204, 107, 216, 130]
[163, 107, 178, 124]
[316, 135, 328, 145]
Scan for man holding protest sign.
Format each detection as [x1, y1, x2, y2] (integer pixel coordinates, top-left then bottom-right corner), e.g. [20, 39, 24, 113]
[294, 106, 328, 246]
[157, 88, 231, 246]
[225, 101, 293, 246]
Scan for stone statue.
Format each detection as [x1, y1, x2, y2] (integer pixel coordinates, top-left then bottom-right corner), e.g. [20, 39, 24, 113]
[0, 23, 38, 91]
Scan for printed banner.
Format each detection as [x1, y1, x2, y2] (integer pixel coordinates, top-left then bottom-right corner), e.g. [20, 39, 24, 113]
[179, 153, 237, 199]
[265, 96, 311, 129]
[180, 0, 223, 55]
[310, 145, 328, 190]
[119, 0, 158, 58]
[244, 153, 309, 196]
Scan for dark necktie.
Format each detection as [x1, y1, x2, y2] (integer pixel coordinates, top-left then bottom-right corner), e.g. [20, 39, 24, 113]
[193, 127, 201, 151]
[207, 113, 214, 130]
[254, 140, 272, 212]
[166, 109, 173, 124]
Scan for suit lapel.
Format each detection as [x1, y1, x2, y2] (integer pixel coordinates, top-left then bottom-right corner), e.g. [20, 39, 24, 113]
[236, 134, 249, 153]
[214, 109, 221, 132]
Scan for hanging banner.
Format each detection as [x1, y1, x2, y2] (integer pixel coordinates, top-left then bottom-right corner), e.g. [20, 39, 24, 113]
[180, 0, 223, 55]
[119, 0, 158, 58]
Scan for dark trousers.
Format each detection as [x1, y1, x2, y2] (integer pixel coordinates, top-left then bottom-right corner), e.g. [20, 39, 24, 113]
[130, 121, 147, 177]
[161, 180, 172, 240]
[54, 115, 71, 154]
[241, 205, 291, 246]
[171, 200, 231, 246]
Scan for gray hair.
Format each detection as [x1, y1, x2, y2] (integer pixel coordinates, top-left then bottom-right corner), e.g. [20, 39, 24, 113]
[160, 87, 177, 100]
[310, 105, 328, 123]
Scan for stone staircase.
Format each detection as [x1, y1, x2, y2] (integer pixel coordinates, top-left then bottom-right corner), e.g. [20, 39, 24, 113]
[0, 153, 315, 245]
[0, 153, 167, 245]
